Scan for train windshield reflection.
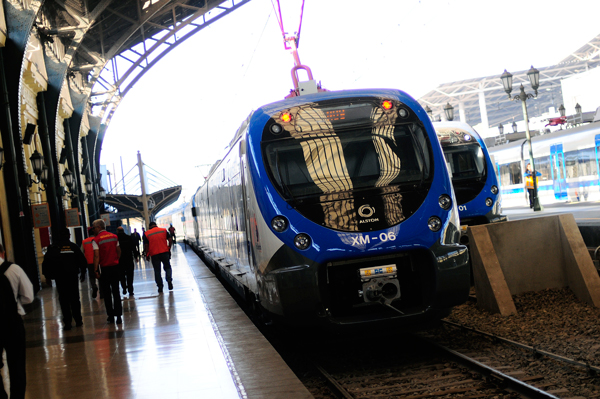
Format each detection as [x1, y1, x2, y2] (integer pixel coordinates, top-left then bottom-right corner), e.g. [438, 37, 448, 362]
[265, 124, 431, 200]
[443, 144, 486, 181]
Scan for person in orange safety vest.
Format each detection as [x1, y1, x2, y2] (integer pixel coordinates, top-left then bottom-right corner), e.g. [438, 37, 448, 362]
[81, 226, 99, 299]
[92, 219, 122, 324]
[144, 221, 173, 293]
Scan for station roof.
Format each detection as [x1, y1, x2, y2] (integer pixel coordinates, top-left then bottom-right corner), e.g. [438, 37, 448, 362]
[418, 33, 600, 128]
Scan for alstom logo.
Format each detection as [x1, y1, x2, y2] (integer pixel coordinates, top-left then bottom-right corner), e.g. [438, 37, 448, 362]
[358, 204, 375, 218]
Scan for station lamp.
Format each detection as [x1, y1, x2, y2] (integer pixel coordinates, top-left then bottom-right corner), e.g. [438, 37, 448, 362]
[512, 121, 518, 133]
[501, 70, 513, 98]
[443, 103, 454, 121]
[500, 66, 542, 211]
[558, 104, 565, 117]
[63, 168, 74, 189]
[575, 103, 582, 115]
[424, 105, 433, 120]
[498, 123, 504, 135]
[526, 66, 540, 96]
[30, 150, 45, 177]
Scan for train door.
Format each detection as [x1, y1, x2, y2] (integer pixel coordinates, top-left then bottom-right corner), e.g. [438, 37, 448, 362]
[550, 144, 568, 200]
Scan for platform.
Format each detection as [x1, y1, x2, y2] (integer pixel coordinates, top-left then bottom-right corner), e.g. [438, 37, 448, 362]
[3, 244, 312, 399]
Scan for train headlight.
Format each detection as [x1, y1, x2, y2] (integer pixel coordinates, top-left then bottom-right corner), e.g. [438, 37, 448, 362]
[428, 216, 442, 232]
[485, 198, 493, 207]
[271, 124, 283, 134]
[294, 233, 311, 250]
[438, 194, 452, 210]
[271, 216, 288, 232]
[491, 185, 499, 195]
[398, 108, 409, 118]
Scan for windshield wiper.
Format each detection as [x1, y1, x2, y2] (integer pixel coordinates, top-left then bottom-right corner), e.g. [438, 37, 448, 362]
[275, 150, 297, 206]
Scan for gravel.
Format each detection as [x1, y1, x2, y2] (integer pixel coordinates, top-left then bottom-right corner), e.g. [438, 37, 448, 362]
[426, 287, 600, 398]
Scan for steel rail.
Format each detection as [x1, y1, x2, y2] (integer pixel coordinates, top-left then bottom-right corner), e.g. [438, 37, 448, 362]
[414, 334, 560, 399]
[312, 363, 354, 399]
[443, 320, 600, 376]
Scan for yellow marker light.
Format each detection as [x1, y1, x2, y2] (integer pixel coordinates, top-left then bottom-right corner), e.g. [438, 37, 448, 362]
[382, 100, 393, 110]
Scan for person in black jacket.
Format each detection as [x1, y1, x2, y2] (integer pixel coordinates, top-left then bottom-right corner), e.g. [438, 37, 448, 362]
[117, 226, 136, 297]
[43, 228, 88, 330]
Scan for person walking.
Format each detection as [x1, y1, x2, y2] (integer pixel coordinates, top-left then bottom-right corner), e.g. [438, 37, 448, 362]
[92, 219, 123, 324]
[168, 224, 176, 244]
[144, 222, 173, 293]
[131, 228, 141, 261]
[81, 226, 99, 299]
[43, 228, 87, 330]
[116, 226, 136, 297]
[0, 243, 34, 399]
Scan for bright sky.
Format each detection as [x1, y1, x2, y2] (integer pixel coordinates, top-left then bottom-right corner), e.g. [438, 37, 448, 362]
[101, 0, 600, 207]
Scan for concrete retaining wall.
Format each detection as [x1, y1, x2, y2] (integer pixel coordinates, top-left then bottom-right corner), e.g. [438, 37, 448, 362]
[467, 214, 600, 316]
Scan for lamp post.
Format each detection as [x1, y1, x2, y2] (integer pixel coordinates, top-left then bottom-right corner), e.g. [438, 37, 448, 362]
[501, 66, 543, 211]
[512, 121, 518, 133]
[575, 103, 582, 124]
[498, 123, 504, 135]
[443, 103, 454, 121]
[558, 104, 565, 117]
[424, 105, 433, 120]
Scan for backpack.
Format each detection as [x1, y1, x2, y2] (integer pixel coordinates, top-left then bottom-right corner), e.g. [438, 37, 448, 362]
[0, 261, 18, 321]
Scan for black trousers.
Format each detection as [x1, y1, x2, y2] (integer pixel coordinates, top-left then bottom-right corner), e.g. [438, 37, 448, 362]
[55, 274, 82, 326]
[119, 261, 135, 295]
[99, 266, 122, 317]
[527, 188, 535, 207]
[0, 316, 26, 399]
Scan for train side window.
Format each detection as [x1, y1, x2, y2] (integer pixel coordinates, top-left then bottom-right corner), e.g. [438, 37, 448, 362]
[565, 151, 579, 178]
[499, 162, 522, 185]
[578, 148, 595, 177]
[534, 156, 550, 181]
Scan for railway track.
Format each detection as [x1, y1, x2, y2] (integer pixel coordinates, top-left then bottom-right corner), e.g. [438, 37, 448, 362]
[309, 334, 560, 399]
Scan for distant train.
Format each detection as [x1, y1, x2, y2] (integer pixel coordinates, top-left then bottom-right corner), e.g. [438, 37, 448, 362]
[489, 122, 600, 207]
[156, 202, 186, 242]
[179, 89, 470, 327]
[433, 121, 506, 236]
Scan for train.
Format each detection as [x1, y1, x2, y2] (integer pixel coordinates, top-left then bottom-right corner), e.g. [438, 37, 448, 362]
[166, 88, 470, 327]
[489, 121, 600, 207]
[433, 121, 506, 240]
[156, 202, 186, 242]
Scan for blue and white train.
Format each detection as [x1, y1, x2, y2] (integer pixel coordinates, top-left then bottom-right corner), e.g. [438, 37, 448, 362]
[184, 89, 470, 327]
[433, 121, 506, 237]
[489, 122, 600, 207]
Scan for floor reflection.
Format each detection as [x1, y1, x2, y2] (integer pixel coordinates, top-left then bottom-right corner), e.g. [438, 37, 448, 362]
[18, 244, 240, 399]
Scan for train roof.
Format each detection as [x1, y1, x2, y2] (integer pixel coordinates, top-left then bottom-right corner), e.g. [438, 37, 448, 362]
[489, 121, 600, 154]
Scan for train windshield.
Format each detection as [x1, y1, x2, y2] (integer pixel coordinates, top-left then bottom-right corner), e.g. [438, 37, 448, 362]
[263, 122, 431, 200]
[442, 144, 486, 181]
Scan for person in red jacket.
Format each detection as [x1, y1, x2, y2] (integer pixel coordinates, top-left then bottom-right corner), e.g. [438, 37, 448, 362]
[144, 221, 173, 293]
[81, 226, 99, 299]
[92, 219, 122, 324]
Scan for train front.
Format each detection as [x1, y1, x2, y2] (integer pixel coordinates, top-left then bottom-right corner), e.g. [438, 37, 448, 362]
[434, 121, 506, 229]
[248, 89, 470, 327]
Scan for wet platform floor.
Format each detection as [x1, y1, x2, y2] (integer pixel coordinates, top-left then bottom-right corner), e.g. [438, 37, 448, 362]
[3, 244, 312, 399]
